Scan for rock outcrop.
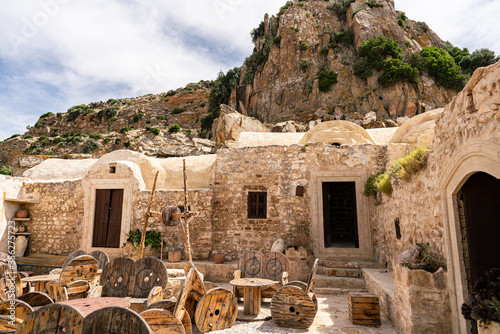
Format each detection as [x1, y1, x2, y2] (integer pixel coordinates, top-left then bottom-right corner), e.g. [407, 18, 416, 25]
[212, 105, 270, 148]
[231, 0, 457, 123]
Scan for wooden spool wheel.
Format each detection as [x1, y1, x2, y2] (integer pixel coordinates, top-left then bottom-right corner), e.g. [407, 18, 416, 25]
[18, 292, 54, 308]
[45, 282, 68, 303]
[270, 285, 317, 329]
[16, 303, 84, 334]
[140, 309, 186, 334]
[264, 252, 290, 281]
[284, 281, 318, 313]
[61, 250, 88, 269]
[82, 306, 152, 334]
[59, 255, 98, 286]
[146, 301, 192, 334]
[0, 299, 33, 330]
[162, 206, 182, 227]
[242, 251, 264, 278]
[131, 257, 168, 298]
[89, 250, 109, 270]
[0, 272, 22, 301]
[306, 258, 319, 295]
[101, 257, 134, 298]
[194, 288, 237, 333]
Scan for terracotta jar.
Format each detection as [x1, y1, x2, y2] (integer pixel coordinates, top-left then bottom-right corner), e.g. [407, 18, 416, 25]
[16, 210, 29, 218]
[214, 254, 225, 264]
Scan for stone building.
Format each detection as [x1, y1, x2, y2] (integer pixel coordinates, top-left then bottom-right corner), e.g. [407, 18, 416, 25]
[1, 62, 499, 333]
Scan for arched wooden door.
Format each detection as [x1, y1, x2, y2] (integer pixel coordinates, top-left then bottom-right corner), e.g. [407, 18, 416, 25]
[461, 172, 500, 285]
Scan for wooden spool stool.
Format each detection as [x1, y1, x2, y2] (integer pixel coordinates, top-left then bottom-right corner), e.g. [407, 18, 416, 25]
[270, 285, 317, 329]
[194, 288, 237, 333]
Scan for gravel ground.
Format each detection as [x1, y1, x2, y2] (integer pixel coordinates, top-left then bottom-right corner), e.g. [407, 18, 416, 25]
[191, 293, 398, 334]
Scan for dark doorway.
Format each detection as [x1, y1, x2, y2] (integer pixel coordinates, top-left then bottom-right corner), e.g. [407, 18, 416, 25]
[92, 189, 124, 248]
[322, 182, 359, 248]
[461, 172, 500, 286]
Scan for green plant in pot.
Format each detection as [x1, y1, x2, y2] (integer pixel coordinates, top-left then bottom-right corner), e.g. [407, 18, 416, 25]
[123, 229, 165, 251]
[462, 268, 500, 332]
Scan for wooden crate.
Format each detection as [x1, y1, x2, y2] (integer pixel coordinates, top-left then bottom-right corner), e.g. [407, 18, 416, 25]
[348, 292, 381, 326]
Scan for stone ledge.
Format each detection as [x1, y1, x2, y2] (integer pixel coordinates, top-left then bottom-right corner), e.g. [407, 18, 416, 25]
[362, 268, 395, 322]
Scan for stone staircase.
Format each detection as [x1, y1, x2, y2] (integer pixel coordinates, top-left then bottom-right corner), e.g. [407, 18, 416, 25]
[314, 259, 381, 295]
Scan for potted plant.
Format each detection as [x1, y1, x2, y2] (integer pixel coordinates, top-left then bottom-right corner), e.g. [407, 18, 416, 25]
[462, 268, 500, 334]
[122, 229, 166, 260]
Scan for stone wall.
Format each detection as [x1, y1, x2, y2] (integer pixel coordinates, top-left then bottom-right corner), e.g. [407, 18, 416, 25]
[212, 143, 386, 260]
[131, 189, 213, 260]
[370, 162, 444, 267]
[23, 180, 84, 255]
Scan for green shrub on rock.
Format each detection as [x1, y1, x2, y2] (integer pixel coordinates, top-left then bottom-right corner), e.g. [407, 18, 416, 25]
[317, 69, 338, 92]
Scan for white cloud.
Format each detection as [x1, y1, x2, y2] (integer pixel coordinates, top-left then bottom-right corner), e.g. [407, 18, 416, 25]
[394, 0, 500, 54]
[0, 0, 499, 140]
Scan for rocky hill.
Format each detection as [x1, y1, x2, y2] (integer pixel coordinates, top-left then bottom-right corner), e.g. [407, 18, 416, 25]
[230, 0, 458, 122]
[0, 81, 216, 175]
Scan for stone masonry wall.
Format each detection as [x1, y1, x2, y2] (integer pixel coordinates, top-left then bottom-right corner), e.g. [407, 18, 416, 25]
[23, 180, 84, 255]
[131, 189, 213, 260]
[370, 162, 444, 267]
[212, 143, 386, 260]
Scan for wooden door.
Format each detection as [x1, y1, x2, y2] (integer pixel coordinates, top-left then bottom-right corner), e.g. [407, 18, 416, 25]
[92, 189, 124, 248]
[322, 182, 359, 248]
[462, 172, 500, 284]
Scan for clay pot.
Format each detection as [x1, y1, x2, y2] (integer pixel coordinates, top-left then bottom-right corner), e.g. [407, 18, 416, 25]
[16, 210, 29, 218]
[17, 225, 26, 233]
[214, 254, 225, 264]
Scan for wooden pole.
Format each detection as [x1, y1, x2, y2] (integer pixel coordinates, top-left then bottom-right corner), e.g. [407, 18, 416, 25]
[182, 159, 193, 262]
[138, 171, 159, 259]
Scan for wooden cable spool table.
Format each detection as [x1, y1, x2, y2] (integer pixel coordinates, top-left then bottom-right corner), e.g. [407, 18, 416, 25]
[21, 274, 59, 292]
[22, 268, 103, 293]
[59, 297, 131, 316]
[229, 278, 277, 315]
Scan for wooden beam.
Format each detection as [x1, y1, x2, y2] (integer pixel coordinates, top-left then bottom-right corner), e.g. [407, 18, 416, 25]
[138, 171, 159, 259]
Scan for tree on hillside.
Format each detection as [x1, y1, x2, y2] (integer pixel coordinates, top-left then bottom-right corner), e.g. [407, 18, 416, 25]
[201, 67, 241, 133]
[459, 48, 499, 75]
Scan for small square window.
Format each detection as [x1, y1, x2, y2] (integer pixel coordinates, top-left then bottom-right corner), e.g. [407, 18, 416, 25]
[248, 192, 267, 219]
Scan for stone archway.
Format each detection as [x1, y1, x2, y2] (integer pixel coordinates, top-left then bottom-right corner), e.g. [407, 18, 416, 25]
[439, 142, 500, 333]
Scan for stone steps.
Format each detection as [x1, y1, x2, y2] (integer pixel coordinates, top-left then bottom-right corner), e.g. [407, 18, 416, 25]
[314, 287, 367, 295]
[317, 267, 361, 277]
[315, 274, 366, 290]
[318, 260, 380, 269]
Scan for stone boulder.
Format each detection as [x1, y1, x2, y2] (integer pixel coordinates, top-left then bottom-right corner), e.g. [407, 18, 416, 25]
[272, 121, 297, 133]
[362, 111, 377, 129]
[212, 104, 269, 148]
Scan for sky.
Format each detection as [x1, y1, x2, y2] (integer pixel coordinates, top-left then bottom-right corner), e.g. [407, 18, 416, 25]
[0, 0, 499, 140]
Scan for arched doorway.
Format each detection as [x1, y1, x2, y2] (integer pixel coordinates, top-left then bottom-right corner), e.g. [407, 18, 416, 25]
[459, 172, 500, 290]
[440, 142, 500, 333]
